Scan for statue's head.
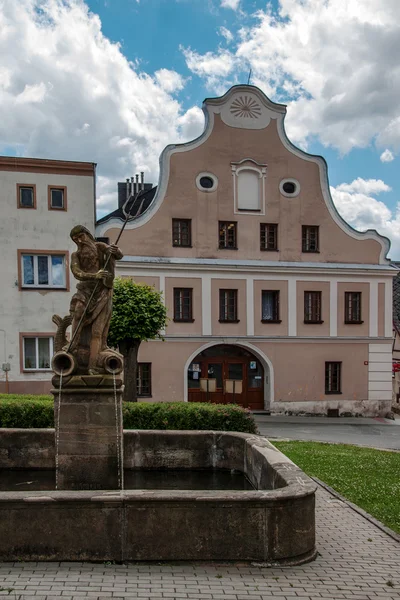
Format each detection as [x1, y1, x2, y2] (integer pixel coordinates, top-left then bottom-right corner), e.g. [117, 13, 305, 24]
[70, 225, 95, 246]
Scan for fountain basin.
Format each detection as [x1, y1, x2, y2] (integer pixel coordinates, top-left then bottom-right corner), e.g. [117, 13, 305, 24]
[0, 430, 316, 563]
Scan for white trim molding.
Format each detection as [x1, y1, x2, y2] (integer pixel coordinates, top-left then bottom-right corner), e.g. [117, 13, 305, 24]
[369, 280, 378, 338]
[231, 159, 267, 215]
[330, 280, 337, 337]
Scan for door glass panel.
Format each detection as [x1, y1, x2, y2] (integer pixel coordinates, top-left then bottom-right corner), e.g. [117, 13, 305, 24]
[188, 362, 202, 389]
[228, 363, 243, 380]
[207, 363, 223, 389]
[248, 360, 263, 388]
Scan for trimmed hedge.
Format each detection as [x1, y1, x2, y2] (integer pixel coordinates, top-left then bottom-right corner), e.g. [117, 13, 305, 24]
[0, 395, 258, 434]
[123, 402, 258, 434]
[0, 395, 53, 429]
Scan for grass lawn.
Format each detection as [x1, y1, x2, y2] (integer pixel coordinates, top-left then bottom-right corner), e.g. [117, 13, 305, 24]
[273, 441, 400, 534]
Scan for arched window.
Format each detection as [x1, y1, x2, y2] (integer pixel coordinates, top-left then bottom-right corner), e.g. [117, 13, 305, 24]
[237, 169, 260, 211]
[231, 159, 267, 214]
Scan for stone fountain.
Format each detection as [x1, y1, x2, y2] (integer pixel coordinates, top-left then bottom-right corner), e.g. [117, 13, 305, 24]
[0, 225, 317, 564]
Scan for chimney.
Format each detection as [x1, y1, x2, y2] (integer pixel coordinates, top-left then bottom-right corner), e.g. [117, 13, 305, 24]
[129, 176, 133, 197]
[140, 172, 144, 191]
[126, 179, 130, 200]
[135, 174, 139, 195]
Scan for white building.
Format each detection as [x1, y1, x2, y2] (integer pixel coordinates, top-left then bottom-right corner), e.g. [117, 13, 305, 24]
[0, 156, 96, 394]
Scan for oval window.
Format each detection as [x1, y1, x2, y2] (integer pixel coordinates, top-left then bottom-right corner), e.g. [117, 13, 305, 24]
[280, 178, 300, 197]
[282, 181, 296, 195]
[199, 176, 214, 189]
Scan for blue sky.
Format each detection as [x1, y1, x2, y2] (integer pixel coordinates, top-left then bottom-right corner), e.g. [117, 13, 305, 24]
[1, 0, 400, 255]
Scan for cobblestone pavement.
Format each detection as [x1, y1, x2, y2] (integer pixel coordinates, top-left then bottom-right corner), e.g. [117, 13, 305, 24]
[0, 485, 399, 600]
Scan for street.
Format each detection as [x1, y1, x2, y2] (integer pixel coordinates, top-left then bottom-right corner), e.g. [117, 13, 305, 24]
[255, 414, 400, 450]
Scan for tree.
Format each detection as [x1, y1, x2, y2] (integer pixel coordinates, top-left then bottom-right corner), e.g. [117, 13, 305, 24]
[108, 278, 168, 402]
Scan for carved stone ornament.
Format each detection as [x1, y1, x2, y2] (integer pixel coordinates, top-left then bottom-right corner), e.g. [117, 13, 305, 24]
[52, 225, 124, 386]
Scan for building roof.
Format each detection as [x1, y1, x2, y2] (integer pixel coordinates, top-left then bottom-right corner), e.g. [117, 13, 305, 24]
[0, 156, 96, 176]
[96, 185, 157, 226]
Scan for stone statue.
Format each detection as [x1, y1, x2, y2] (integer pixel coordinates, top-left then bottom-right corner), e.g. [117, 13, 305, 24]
[52, 225, 124, 380]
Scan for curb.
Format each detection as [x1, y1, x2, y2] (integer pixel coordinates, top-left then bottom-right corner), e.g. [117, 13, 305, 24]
[313, 476, 400, 544]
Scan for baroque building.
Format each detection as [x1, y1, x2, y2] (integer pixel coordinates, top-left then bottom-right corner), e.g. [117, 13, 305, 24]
[96, 85, 396, 416]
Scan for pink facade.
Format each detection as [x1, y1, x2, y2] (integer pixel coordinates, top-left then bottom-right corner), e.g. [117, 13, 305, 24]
[97, 85, 396, 416]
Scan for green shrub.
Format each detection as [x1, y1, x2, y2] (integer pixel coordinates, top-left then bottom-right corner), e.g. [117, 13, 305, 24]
[0, 395, 258, 433]
[0, 395, 53, 428]
[123, 402, 258, 434]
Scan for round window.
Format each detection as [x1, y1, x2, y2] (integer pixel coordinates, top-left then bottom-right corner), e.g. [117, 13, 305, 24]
[199, 176, 214, 189]
[196, 172, 218, 192]
[282, 181, 296, 195]
[279, 178, 300, 197]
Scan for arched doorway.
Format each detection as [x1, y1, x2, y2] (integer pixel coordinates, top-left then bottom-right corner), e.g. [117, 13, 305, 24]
[187, 344, 266, 410]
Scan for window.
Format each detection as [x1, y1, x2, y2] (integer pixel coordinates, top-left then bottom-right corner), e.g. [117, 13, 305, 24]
[261, 290, 280, 322]
[219, 221, 237, 249]
[302, 225, 319, 252]
[304, 291, 323, 323]
[17, 184, 36, 209]
[280, 178, 300, 198]
[23, 336, 54, 370]
[196, 172, 218, 192]
[345, 292, 362, 323]
[172, 219, 191, 247]
[325, 362, 342, 394]
[20, 252, 66, 288]
[219, 289, 238, 322]
[237, 169, 260, 210]
[173, 288, 193, 322]
[49, 186, 67, 210]
[137, 363, 152, 397]
[260, 223, 278, 251]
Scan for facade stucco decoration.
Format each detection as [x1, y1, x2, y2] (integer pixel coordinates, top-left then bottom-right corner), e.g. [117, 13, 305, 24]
[231, 159, 267, 214]
[96, 85, 391, 265]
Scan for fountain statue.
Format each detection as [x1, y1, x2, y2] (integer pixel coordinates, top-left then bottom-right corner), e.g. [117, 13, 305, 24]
[51, 225, 124, 490]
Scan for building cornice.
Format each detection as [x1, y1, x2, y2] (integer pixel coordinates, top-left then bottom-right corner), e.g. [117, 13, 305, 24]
[119, 255, 398, 277]
[0, 156, 96, 177]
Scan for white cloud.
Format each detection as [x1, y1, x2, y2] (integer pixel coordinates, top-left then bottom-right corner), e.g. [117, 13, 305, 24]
[154, 69, 185, 94]
[181, 46, 236, 91]
[331, 177, 400, 258]
[380, 149, 395, 163]
[220, 0, 240, 10]
[335, 178, 391, 195]
[182, 0, 400, 153]
[218, 26, 233, 43]
[0, 0, 199, 217]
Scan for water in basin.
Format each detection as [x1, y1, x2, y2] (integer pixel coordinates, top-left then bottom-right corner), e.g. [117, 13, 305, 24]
[0, 469, 255, 491]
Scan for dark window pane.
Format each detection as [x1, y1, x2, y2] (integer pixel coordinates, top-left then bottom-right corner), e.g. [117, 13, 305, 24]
[137, 363, 151, 396]
[345, 292, 362, 322]
[325, 362, 341, 394]
[174, 288, 192, 321]
[22, 255, 34, 285]
[283, 181, 296, 194]
[199, 176, 214, 189]
[219, 289, 238, 321]
[219, 222, 237, 249]
[172, 219, 191, 247]
[38, 255, 49, 285]
[24, 338, 36, 369]
[304, 291, 322, 322]
[51, 189, 64, 209]
[260, 224, 278, 251]
[262, 290, 279, 321]
[302, 226, 319, 252]
[188, 362, 202, 389]
[20, 187, 34, 207]
[207, 363, 223, 389]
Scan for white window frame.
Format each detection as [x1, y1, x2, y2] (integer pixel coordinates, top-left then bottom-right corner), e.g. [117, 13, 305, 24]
[21, 253, 66, 288]
[231, 159, 267, 215]
[23, 336, 54, 371]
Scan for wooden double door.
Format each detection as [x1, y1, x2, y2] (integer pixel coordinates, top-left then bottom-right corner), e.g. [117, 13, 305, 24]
[188, 346, 264, 410]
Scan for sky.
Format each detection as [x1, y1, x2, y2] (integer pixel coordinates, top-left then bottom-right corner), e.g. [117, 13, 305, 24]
[1, 0, 400, 257]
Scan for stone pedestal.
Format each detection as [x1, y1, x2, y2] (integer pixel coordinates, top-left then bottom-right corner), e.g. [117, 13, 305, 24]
[52, 374, 124, 491]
